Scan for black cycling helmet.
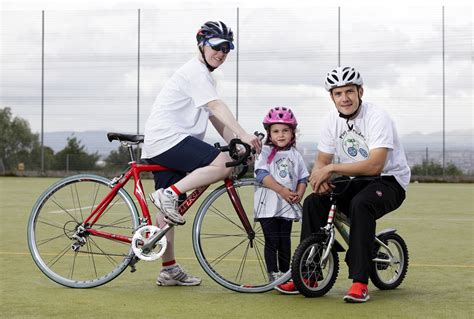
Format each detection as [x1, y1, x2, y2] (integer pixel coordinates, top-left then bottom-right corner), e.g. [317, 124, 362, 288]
[196, 21, 234, 45]
[196, 21, 234, 72]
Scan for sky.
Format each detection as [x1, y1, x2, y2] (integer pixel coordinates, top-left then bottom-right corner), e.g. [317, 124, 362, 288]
[1, 0, 473, 144]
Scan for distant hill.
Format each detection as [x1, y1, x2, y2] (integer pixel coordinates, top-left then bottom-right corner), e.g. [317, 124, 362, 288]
[43, 129, 474, 158]
[43, 131, 123, 157]
[400, 129, 473, 151]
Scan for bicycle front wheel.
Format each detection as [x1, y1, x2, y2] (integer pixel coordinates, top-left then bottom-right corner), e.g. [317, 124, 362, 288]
[192, 178, 300, 293]
[27, 174, 139, 288]
[291, 234, 339, 298]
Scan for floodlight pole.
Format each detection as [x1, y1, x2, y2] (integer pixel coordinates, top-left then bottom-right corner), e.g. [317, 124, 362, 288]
[338, 7, 341, 67]
[41, 10, 45, 174]
[442, 6, 446, 176]
[136, 9, 141, 159]
[236, 7, 240, 122]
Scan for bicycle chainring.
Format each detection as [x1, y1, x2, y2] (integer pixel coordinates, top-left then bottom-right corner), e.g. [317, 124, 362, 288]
[131, 225, 167, 261]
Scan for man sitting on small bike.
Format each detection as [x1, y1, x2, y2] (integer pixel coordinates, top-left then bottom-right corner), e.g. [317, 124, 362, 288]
[277, 66, 411, 302]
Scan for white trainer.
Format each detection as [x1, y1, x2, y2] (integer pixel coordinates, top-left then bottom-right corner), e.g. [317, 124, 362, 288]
[149, 189, 185, 225]
[156, 264, 202, 286]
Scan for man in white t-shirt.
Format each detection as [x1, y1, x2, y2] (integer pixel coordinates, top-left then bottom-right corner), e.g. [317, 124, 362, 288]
[277, 67, 410, 302]
[141, 21, 261, 287]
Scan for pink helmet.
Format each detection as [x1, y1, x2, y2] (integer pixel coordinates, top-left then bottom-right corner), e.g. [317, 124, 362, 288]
[263, 107, 298, 130]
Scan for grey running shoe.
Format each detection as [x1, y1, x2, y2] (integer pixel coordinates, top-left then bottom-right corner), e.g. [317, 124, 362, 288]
[268, 271, 284, 282]
[149, 189, 185, 225]
[156, 265, 202, 286]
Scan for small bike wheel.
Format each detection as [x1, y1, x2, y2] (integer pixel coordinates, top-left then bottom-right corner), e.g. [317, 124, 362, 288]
[369, 232, 409, 290]
[192, 178, 300, 293]
[27, 174, 139, 288]
[291, 234, 339, 298]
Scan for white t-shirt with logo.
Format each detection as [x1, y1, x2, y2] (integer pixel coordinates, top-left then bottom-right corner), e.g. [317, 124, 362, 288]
[318, 102, 411, 190]
[253, 146, 310, 220]
[141, 57, 219, 159]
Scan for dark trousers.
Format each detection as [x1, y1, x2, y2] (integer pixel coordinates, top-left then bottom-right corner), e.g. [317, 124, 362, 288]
[259, 218, 293, 273]
[301, 176, 405, 284]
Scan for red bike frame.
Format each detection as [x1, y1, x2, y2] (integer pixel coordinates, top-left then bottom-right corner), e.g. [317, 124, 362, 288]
[83, 161, 252, 244]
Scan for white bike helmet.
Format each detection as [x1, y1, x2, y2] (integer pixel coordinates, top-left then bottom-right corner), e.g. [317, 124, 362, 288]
[324, 66, 363, 91]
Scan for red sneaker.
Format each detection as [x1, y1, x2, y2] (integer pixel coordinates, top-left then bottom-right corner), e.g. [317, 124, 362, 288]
[343, 282, 370, 303]
[275, 279, 318, 295]
[275, 280, 299, 295]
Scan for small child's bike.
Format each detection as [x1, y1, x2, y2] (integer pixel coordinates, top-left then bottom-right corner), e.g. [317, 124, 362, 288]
[291, 177, 409, 297]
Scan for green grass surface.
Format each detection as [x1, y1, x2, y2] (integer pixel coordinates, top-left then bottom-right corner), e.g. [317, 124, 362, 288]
[1, 177, 473, 318]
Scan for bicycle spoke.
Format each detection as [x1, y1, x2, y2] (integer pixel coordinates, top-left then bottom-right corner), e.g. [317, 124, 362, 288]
[209, 238, 248, 267]
[37, 216, 74, 231]
[88, 236, 123, 266]
[207, 205, 246, 232]
[36, 232, 72, 247]
[50, 195, 80, 223]
[86, 240, 98, 279]
[47, 243, 74, 268]
[235, 241, 250, 282]
[200, 233, 248, 240]
[252, 238, 268, 281]
[70, 251, 78, 279]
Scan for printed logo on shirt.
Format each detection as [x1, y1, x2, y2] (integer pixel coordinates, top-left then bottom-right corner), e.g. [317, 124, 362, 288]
[274, 157, 294, 186]
[342, 130, 369, 161]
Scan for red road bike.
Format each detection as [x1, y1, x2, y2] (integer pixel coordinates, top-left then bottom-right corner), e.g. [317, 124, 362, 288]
[28, 132, 299, 292]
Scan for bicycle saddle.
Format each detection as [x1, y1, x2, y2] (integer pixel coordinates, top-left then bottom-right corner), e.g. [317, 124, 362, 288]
[107, 132, 144, 144]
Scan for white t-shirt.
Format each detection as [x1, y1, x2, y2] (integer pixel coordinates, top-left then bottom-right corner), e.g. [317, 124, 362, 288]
[141, 57, 219, 159]
[318, 101, 411, 190]
[254, 145, 310, 220]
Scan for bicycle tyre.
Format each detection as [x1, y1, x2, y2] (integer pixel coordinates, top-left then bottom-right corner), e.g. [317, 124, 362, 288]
[192, 178, 300, 293]
[27, 174, 139, 288]
[291, 234, 339, 297]
[369, 232, 409, 290]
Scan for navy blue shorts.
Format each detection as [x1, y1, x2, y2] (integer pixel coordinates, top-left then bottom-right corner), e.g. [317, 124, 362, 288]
[144, 136, 220, 195]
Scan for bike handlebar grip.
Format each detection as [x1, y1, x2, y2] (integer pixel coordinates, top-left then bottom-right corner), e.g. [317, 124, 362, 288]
[254, 131, 265, 141]
[224, 139, 251, 168]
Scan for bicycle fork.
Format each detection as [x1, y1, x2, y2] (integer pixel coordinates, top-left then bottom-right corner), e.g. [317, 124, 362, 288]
[225, 179, 256, 245]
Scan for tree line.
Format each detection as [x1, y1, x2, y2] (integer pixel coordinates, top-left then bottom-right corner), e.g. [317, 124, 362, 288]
[0, 107, 464, 176]
[0, 107, 129, 173]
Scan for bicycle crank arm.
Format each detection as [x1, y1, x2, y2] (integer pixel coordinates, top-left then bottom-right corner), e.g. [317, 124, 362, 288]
[142, 224, 172, 252]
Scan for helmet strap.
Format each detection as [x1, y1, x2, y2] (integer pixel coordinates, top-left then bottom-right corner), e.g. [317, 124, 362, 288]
[338, 97, 363, 131]
[199, 46, 216, 72]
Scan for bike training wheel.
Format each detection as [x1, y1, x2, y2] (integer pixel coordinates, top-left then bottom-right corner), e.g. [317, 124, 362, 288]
[192, 178, 301, 293]
[291, 234, 339, 297]
[369, 232, 409, 290]
[27, 174, 139, 288]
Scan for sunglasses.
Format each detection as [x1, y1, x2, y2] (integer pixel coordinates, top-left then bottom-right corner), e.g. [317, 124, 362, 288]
[207, 41, 234, 54]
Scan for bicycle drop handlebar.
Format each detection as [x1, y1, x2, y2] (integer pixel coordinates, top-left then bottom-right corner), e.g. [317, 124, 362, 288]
[217, 132, 264, 167]
[214, 132, 264, 178]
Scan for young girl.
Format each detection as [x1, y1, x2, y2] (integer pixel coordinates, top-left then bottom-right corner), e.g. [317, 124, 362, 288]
[254, 107, 309, 285]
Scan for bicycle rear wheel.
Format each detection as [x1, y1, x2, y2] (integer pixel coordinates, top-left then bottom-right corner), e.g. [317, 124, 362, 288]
[370, 232, 409, 290]
[192, 178, 300, 293]
[27, 174, 139, 288]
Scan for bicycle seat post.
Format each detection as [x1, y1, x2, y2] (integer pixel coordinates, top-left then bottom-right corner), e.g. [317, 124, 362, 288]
[125, 143, 135, 162]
